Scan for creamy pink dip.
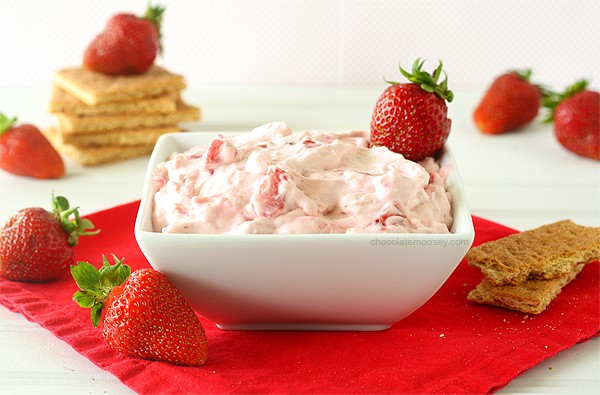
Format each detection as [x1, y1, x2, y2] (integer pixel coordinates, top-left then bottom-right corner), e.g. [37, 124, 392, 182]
[151, 122, 453, 234]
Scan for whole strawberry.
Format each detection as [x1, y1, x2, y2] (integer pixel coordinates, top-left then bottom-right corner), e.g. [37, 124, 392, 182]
[370, 59, 454, 162]
[543, 80, 599, 161]
[473, 69, 541, 134]
[0, 195, 98, 282]
[0, 114, 64, 179]
[71, 255, 208, 366]
[83, 4, 165, 75]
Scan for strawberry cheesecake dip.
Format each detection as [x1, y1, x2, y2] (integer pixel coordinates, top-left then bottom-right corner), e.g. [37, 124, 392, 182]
[151, 122, 453, 234]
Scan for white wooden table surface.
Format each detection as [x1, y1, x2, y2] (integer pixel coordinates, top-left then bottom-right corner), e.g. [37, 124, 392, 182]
[0, 86, 598, 394]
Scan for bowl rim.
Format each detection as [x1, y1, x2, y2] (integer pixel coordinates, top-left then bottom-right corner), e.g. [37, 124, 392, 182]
[134, 131, 474, 240]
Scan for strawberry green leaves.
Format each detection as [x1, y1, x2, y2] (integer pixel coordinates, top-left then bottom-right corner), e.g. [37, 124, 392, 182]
[144, 2, 166, 53]
[51, 194, 100, 246]
[0, 113, 17, 135]
[394, 58, 454, 102]
[71, 255, 131, 327]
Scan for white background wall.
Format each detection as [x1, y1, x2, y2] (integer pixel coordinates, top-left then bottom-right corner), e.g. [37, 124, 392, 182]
[0, 0, 598, 90]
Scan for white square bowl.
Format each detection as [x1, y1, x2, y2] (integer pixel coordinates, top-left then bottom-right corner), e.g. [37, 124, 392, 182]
[134, 131, 474, 331]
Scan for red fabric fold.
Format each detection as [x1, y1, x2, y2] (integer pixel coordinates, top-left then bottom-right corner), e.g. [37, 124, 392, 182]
[1, 201, 598, 394]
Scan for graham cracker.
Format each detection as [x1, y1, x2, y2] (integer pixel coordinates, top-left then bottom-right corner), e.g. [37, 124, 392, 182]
[466, 220, 600, 286]
[62, 144, 156, 166]
[55, 100, 201, 133]
[47, 86, 179, 116]
[44, 127, 159, 166]
[467, 263, 585, 314]
[53, 65, 187, 106]
[45, 125, 180, 147]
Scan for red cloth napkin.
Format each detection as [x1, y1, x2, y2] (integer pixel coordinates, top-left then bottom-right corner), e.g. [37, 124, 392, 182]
[1, 201, 598, 394]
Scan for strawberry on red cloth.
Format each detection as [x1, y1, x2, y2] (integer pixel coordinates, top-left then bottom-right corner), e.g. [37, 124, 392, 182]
[0, 201, 598, 394]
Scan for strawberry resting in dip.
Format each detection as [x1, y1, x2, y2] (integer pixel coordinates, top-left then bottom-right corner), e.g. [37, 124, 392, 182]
[151, 122, 454, 235]
[370, 58, 454, 162]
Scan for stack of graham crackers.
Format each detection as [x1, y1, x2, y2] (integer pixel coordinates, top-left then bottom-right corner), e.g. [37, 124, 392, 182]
[466, 220, 600, 314]
[45, 65, 200, 166]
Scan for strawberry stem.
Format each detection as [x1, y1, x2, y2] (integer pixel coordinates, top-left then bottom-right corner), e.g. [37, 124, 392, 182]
[0, 113, 17, 135]
[541, 79, 589, 123]
[51, 193, 100, 246]
[71, 255, 131, 327]
[394, 58, 454, 102]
